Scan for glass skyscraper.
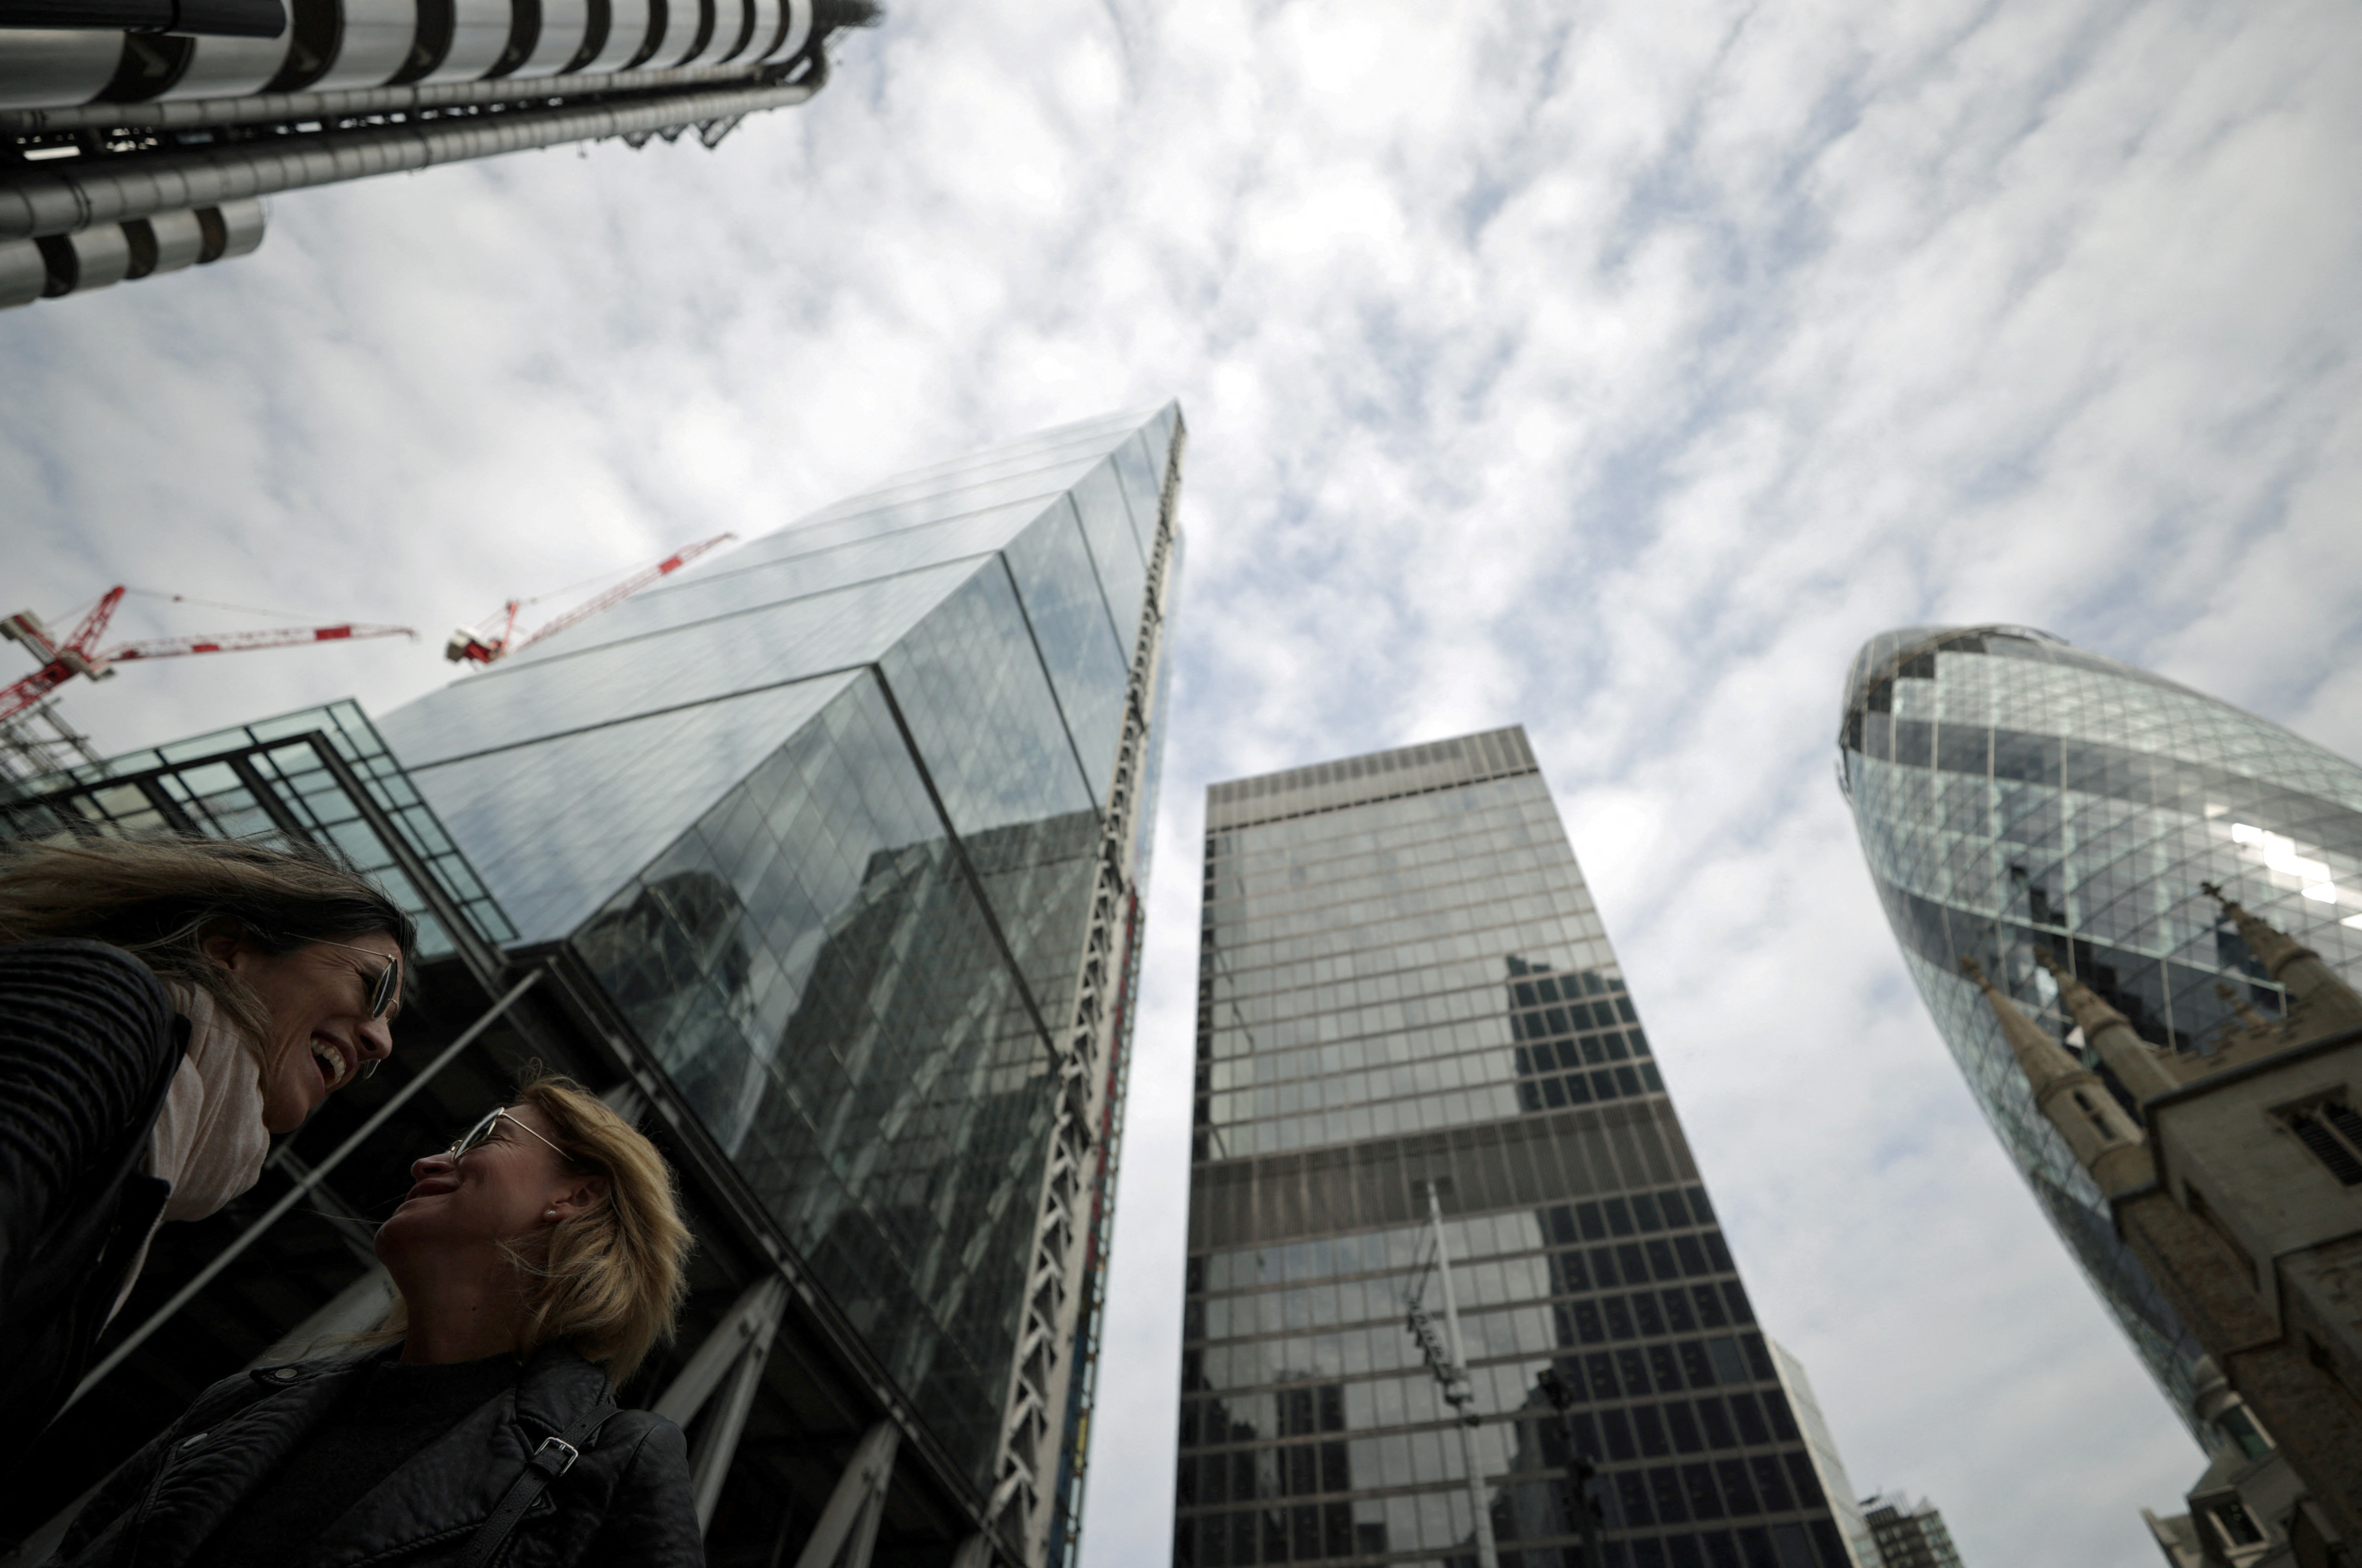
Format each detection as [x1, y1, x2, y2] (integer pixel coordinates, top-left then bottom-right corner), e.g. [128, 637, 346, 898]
[1836, 624, 2362, 1425]
[1175, 728, 1855, 1568]
[376, 402, 1183, 1562]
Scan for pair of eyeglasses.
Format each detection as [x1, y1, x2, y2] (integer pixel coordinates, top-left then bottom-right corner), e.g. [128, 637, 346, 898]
[446, 1106, 569, 1163]
[308, 939, 402, 1018]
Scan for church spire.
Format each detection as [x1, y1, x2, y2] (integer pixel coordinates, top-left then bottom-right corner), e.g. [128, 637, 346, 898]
[1960, 957, 2153, 1195]
[2031, 948, 2184, 1103]
[2201, 883, 2362, 1037]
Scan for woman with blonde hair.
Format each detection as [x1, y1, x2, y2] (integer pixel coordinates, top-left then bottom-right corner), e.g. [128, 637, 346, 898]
[51, 1074, 703, 1568]
[0, 834, 414, 1459]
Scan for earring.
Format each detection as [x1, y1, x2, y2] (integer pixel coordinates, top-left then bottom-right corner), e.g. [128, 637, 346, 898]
[543, 1209, 559, 1223]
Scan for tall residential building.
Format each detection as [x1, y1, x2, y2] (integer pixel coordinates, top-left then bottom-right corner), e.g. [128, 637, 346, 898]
[1835, 625, 2362, 1427]
[1857, 1495, 1963, 1568]
[0, 405, 1181, 1568]
[0, 0, 872, 311]
[1175, 729, 1858, 1568]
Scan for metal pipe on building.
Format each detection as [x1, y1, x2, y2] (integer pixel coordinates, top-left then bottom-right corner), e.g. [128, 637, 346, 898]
[0, 195, 258, 307]
[0, 0, 812, 112]
[0, 78, 810, 240]
[0, 0, 285, 38]
[0, 56, 779, 132]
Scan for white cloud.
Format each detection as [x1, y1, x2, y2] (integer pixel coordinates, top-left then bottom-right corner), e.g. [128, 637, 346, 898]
[6, 0, 2360, 1562]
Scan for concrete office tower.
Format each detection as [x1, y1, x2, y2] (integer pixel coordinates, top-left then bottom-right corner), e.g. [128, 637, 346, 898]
[1836, 626, 2362, 1426]
[1858, 1495, 1964, 1568]
[0, 0, 871, 310]
[1175, 729, 1856, 1568]
[374, 404, 1184, 1566]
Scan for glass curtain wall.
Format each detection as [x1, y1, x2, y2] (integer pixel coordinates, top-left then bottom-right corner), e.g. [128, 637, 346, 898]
[0, 698, 513, 956]
[1836, 624, 2362, 1426]
[1177, 728, 1852, 1568]
[378, 403, 1183, 1492]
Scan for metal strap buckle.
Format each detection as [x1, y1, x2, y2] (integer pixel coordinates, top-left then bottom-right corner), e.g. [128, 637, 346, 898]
[535, 1436, 580, 1476]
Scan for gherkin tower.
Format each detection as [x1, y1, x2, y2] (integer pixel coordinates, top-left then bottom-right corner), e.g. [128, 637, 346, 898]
[1837, 625, 2362, 1426]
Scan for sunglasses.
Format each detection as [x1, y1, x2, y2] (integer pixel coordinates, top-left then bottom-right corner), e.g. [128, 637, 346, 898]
[446, 1106, 569, 1164]
[302, 937, 402, 1079]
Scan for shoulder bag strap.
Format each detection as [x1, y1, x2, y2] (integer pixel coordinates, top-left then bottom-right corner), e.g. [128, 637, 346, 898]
[454, 1404, 624, 1568]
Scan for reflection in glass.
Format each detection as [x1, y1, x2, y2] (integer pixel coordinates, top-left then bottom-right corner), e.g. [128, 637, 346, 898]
[1179, 731, 1854, 1567]
[1839, 626, 2362, 1427]
[382, 406, 1185, 1497]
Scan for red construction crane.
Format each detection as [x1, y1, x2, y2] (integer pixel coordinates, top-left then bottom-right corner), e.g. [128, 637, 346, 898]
[1, 586, 416, 726]
[443, 533, 736, 666]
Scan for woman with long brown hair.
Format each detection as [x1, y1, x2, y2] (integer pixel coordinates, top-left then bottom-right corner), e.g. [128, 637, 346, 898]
[51, 1076, 702, 1568]
[0, 834, 414, 1454]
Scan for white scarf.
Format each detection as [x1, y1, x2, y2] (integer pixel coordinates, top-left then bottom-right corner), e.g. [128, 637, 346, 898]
[109, 985, 276, 1320]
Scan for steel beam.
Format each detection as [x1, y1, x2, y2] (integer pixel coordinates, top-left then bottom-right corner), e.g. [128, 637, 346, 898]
[792, 1420, 899, 1568]
[654, 1275, 786, 1429]
[984, 423, 1184, 1564]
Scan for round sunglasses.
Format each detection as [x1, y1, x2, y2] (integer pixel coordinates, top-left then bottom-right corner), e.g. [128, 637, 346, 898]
[445, 1107, 569, 1163]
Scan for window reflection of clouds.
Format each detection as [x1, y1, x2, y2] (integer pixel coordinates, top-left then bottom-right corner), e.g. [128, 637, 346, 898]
[380, 407, 1183, 1495]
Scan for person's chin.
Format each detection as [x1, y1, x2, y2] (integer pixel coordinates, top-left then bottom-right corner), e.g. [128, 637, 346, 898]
[374, 1209, 425, 1260]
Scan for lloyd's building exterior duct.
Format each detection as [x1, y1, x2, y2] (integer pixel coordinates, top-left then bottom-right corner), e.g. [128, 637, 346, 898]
[0, 0, 868, 309]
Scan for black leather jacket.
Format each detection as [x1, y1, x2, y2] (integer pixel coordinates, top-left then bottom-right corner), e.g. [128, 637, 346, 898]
[51, 1342, 704, 1568]
[0, 940, 182, 1475]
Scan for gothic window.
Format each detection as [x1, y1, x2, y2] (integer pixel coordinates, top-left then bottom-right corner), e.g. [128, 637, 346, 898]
[2209, 1499, 2266, 1549]
[2282, 1097, 2362, 1186]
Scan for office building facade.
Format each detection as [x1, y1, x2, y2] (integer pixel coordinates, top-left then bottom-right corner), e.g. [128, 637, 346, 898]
[0, 405, 1180, 1568]
[1857, 1496, 1962, 1568]
[376, 402, 1181, 1564]
[1175, 729, 1855, 1568]
[1836, 625, 2362, 1425]
[1767, 1342, 1874, 1568]
[0, 0, 872, 310]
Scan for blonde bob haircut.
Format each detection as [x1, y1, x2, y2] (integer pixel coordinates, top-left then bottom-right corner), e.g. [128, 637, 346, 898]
[385, 1073, 691, 1386]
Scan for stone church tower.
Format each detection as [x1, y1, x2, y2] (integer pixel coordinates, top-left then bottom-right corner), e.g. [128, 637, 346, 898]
[1966, 890, 2362, 1562]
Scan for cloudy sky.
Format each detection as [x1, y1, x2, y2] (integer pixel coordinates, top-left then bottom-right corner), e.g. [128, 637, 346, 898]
[7, 0, 2362, 1562]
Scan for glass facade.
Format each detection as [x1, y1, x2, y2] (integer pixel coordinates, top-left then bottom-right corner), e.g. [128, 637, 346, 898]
[1178, 729, 1853, 1568]
[0, 697, 514, 959]
[375, 403, 1184, 1496]
[1836, 624, 2362, 1426]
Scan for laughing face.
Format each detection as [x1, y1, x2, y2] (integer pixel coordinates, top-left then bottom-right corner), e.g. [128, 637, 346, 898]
[376, 1103, 606, 1262]
[207, 930, 401, 1133]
